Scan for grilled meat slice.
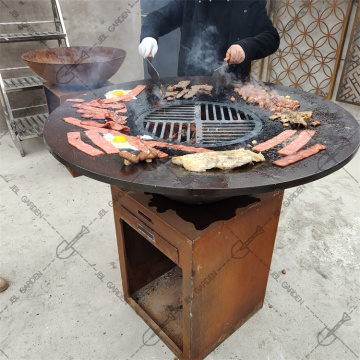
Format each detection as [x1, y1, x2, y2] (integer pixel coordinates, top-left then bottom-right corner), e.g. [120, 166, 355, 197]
[172, 149, 265, 172]
[167, 81, 191, 92]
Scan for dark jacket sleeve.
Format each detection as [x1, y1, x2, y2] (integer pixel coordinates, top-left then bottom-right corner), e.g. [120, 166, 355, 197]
[235, 2, 280, 61]
[140, 0, 184, 42]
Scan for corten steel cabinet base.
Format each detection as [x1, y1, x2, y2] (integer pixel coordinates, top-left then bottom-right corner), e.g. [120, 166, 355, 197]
[111, 186, 284, 360]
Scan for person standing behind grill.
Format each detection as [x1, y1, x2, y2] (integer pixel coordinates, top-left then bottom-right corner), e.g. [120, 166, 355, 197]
[139, 0, 280, 80]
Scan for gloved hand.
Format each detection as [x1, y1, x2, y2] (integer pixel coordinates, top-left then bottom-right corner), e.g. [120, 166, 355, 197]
[226, 45, 245, 64]
[138, 37, 158, 58]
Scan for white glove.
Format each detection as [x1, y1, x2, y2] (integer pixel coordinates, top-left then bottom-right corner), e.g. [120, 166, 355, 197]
[139, 37, 158, 58]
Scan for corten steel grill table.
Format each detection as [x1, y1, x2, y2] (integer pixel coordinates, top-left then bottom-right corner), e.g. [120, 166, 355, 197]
[43, 77, 359, 360]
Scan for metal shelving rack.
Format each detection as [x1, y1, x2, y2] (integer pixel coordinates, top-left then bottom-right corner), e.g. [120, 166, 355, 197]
[0, 0, 69, 156]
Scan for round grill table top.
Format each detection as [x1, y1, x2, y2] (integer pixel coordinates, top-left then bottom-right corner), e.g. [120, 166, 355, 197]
[44, 77, 359, 203]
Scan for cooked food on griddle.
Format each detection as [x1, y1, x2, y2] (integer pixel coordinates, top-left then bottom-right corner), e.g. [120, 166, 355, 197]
[64, 83, 327, 171]
[67, 132, 104, 157]
[164, 81, 213, 101]
[85, 131, 120, 155]
[252, 130, 297, 152]
[167, 80, 191, 92]
[273, 144, 326, 167]
[277, 130, 315, 156]
[103, 85, 146, 103]
[310, 120, 322, 127]
[234, 83, 322, 128]
[183, 84, 213, 99]
[270, 110, 313, 127]
[172, 149, 265, 172]
[234, 84, 300, 111]
[63, 117, 130, 132]
[104, 89, 131, 99]
[119, 150, 159, 165]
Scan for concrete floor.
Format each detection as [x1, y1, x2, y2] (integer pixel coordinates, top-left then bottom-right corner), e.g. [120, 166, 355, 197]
[0, 103, 359, 360]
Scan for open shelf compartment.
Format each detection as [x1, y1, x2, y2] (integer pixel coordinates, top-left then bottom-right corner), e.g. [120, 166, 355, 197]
[121, 220, 184, 352]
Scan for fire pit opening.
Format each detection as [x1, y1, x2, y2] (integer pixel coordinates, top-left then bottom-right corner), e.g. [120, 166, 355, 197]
[122, 221, 183, 351]
[136, 102, 263, 148]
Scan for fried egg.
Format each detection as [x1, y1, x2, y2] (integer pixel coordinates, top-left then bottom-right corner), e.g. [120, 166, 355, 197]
[105, 89, 131, 99]
[103, 134, 139, 151]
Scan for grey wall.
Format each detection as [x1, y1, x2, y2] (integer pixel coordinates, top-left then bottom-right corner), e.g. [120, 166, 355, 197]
[0, 0, 144, 132]
[140, 0, 181, 79]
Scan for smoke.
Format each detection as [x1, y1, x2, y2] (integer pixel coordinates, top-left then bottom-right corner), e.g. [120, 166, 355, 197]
[186, 25, 226, 76]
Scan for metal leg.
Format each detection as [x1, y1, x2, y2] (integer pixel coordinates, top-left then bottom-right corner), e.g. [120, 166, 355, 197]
[0, 74, 25, 156]
[7, 118, 25, 157]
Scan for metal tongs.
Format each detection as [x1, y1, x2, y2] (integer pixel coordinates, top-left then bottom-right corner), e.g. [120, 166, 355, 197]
[146, 55, 163, 97]
[210, 55, 231, 86]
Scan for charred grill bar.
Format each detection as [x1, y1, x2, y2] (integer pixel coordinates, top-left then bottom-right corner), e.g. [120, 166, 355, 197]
[43, 77, 359, 359]
[137, 102, 262, 146]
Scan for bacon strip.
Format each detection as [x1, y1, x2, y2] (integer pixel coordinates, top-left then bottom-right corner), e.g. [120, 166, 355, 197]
[103, 85, 147, 104]
[87, 100, 127, 110]
[107, 122, 130, 132]
[103, 94, 134, 104]
[76, 107, 128, 124]
[72, 101, 127, 112]
[85, 130, 119, 155]
[101, 103, 128, 109]
[253, 130, 297, 152]
[111, 115, 128, 125]
[114, 109, 127, 114]
[64, 117, 129, 133]
[82, 113, 106, 120]
[80, 120, 108, 128]
[128, 85, 146, 97]
[66, 99, 85, 103]
[273, 144, 326, 167]
[67, 132, 104, 156]
[63, 117, 111, 133]
[278, 130, 315, 156]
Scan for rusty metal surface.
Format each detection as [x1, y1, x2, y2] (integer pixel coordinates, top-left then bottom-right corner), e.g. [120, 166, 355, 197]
[131, 266, 183, 350]
[44, 77, 359, 203]
[22, 46, 126, 89]
[336, 1, 360, 105]
[190, 191, 284, 359]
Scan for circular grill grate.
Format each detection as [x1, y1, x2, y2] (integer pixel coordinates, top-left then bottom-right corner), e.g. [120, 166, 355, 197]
[136, 102, 263, 148]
